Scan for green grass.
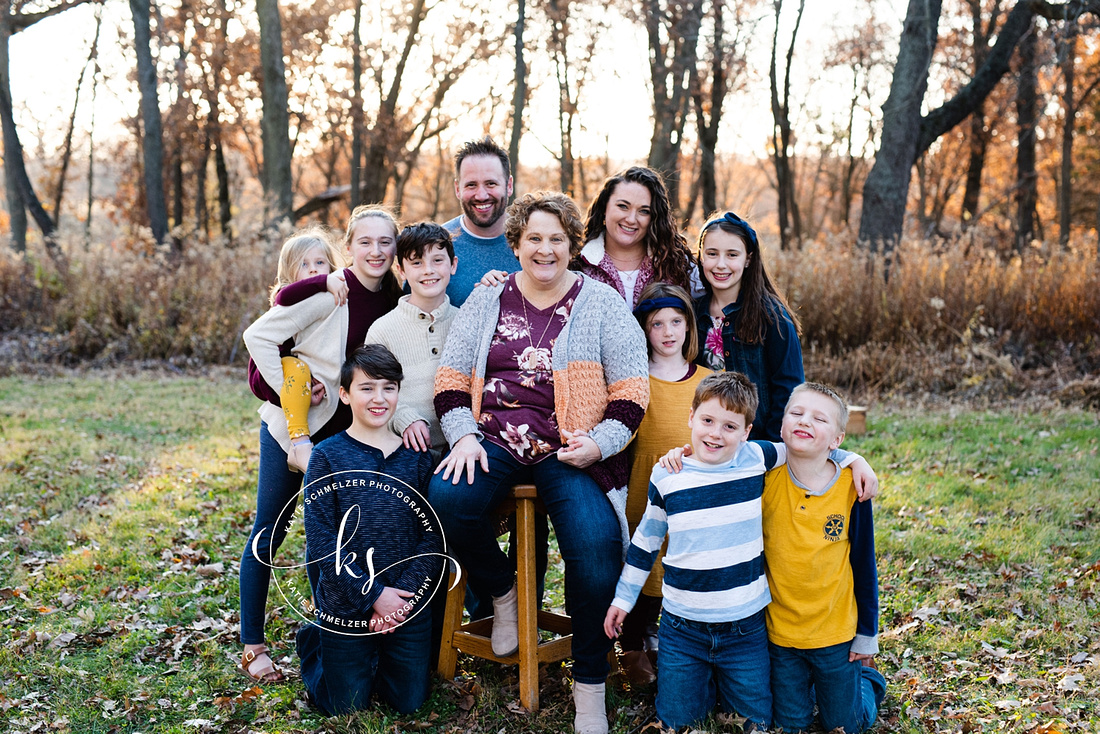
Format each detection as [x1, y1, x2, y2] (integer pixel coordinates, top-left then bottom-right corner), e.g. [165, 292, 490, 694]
[0, 371, 1097, 733]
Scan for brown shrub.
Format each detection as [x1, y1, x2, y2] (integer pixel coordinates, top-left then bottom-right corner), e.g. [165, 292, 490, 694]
[2, 233, 1098, 399]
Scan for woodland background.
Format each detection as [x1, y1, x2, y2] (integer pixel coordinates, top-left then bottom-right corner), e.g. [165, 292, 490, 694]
[0, 0, 1099, 401]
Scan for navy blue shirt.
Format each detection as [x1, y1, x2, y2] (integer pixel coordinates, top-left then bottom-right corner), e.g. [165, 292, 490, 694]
[693, 293, 804, 441]
[303, 433, 443, 625]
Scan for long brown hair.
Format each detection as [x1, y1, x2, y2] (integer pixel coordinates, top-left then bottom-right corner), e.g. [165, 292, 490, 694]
[697, 212, 801, 344]
[580, 167, 693, 290]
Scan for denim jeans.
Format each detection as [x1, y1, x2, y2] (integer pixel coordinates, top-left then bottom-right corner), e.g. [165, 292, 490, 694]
[656, 609, 771, 729]
[769, 640, 886, 733]
[297, 609, 432, 715]
[427, 440, 621, 684]
[239, 422, 304, 645]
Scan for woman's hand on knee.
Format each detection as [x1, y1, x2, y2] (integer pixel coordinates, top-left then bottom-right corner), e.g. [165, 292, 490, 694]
[556, 430, 602, 469]
[435, 434, 489, 484]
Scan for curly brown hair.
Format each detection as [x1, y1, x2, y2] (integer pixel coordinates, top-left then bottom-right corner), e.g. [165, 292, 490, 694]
[579, 166, 693, 290]
[504, 191, 586, 258]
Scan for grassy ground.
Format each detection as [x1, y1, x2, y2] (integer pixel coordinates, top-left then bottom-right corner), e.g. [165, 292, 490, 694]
[0, 370, 1096, 733]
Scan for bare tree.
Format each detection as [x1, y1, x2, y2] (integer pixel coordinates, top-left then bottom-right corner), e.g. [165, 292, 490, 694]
[257, 0, 293, 224]
[769, 0, 806, 249]
[858, 0, 1100, 250]
[1, 0, 95, 255]
[1014, 18, 1039, 250]
[644, 0, 705, 216]
[509, 0, 527, 194]
[691, 0, 755, 219]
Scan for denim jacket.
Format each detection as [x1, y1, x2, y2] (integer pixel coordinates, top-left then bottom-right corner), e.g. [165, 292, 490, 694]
[693, 293, 804, 441]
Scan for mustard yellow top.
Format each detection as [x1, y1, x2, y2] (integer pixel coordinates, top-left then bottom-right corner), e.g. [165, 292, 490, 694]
[627, 365, 713, 596]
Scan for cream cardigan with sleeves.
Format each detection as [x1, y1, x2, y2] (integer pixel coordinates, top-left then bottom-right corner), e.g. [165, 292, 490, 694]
[242, 293, 349, 453]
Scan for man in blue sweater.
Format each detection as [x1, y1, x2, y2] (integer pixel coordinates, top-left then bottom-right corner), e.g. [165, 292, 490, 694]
[444, 137, 520, 306]
[296, 344, 445, 715]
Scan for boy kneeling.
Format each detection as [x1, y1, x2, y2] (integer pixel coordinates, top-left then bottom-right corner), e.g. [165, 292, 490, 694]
[604, 373, 876, 731]
[762, 383, 886, 732]
[297, 344, 444, 715]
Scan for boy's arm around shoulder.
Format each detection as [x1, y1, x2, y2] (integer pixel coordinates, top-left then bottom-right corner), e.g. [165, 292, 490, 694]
[848, 491, 879, 658]
[765, 440, 879, 501]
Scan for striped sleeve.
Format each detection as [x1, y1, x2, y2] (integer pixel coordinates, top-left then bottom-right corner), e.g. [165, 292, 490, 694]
[612, 479, 668, 612]
[433, 289, 494, 445]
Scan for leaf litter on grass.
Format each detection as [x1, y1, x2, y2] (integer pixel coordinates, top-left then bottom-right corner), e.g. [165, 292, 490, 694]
[2, 372, 1099, 732]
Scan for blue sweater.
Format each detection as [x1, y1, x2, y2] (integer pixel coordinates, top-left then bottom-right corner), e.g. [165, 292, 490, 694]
[443, 216, 520, 307]
[303, 433, 444, 626]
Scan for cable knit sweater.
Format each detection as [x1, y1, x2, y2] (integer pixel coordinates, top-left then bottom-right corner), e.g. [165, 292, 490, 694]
[365, 295, 457, 453]
[434, 274, 650, 543]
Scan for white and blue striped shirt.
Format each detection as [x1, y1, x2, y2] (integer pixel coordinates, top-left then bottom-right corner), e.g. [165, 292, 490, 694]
[612, 441, 859, 623]
[613, 441, 781, 623]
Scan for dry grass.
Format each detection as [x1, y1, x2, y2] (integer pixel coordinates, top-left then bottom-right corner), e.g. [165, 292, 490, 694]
[2, 233, 1098, 400]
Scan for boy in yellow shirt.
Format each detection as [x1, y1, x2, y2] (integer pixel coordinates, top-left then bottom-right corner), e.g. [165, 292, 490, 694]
[761, 383, 887, 732]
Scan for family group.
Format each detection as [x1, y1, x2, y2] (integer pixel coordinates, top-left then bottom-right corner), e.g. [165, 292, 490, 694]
[236, 136, 887, 733]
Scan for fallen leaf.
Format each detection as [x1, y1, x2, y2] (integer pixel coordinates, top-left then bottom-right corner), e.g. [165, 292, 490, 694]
[993, 699, 1021, 710]
[912, 606, 941, 622]
[48, 632, 78, 649]
[195, 563, 224, 578]
[1057, 674, 1084, 692]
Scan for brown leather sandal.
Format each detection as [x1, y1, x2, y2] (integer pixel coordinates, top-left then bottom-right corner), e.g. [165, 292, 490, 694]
[240, 645, 285, 683]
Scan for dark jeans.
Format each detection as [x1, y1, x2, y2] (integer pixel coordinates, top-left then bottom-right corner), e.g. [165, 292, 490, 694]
[297, 610, 432, 716]
[656, 609, 771, 729]
[239, 422, 304, 645]
[428, 440, 621, 684]
[769, 640, 887, 733]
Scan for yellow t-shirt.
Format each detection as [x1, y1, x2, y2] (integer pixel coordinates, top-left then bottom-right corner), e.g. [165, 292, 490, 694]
[762, 464, 858, 648]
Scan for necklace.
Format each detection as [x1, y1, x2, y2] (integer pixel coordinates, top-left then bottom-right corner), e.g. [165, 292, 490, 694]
[517, 273, 571, 368]
[607, 251, 645, 270]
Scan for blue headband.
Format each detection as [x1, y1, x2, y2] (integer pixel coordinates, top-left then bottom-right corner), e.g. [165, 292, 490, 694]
[702, 211, 758, 250]
[634, 296, 688, 316]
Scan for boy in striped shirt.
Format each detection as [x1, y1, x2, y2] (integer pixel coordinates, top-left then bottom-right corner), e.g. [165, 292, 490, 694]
[603, 372, 874, 731]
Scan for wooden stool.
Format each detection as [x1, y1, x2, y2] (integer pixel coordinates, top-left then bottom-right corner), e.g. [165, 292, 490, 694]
[437, 484, 572, 711]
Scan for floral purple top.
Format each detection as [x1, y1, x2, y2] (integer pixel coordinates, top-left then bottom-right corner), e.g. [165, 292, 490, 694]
[702, 315, 726, 371]
[479, 274, 582, 464]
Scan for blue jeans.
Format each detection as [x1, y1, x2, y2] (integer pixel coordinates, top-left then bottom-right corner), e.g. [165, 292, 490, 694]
[239, 422, 304, 645]
[769, 641, 887, 733]
[427, 440, 621, 684]
[297, 610, 432, 715]
[656, 609, 771, 729]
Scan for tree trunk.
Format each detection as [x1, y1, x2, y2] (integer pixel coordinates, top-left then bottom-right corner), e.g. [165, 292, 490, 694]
[1015, 19, 1038, 251]
[960, 0, 998, 228]
[769, 0, 806, 249]
[52, 8, 100, 228]
[857, 0, 943, 251]
[350, 0, 363, 211]
[0, 0, 27, 252]
[508, 0, 526, 197]
[691, 0, 728, 219]
[196, 127, 209, 238]
[645, 0, 704, 218]
[257, 0, 293, 224]
[1058, 25, 1076, 246]
[360, 0, 428, 205]
[130, 0, 169, 244]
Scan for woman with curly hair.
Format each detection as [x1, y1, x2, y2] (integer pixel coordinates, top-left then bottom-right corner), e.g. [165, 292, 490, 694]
[430, 191, 649, 734]
[573, 166, 702, 309]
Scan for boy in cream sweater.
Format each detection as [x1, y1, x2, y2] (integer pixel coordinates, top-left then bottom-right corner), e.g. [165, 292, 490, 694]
[366, 222, 458, 458]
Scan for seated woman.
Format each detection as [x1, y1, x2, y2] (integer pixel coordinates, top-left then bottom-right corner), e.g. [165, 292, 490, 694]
[429, 191, 650, 734]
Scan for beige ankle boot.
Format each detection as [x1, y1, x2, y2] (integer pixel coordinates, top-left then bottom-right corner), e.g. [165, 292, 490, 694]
[490, 584, 519, 656]
[573, 681, 608, 734]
